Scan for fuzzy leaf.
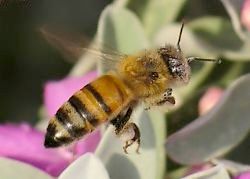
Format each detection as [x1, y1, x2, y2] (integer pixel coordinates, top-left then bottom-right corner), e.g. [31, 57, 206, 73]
[127, 0, 187, 37]
[154, 17, 250, 61]
[95, 108, 164, 179]
[71, 5, 149, 76]
[148, 110, 166, 179]
[220, 0, 248, 40]
[0, 157, 51, 179]
[59, 153, 109, 179]
[97, 5, 148, 73]
[166, 74, 250, 164]
[225, 134, 250, 165]
[189, 16, 250, 60]
[153, 23, 215, 58]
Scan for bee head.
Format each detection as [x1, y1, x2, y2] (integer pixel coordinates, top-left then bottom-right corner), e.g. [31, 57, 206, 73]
[158, 22, 220, 86]
[159, 45, 191, 85]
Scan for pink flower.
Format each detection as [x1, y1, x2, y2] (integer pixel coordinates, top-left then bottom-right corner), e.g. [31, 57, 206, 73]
[241, 0, 250, 31]
[44, 71, 97, 116]
[198, 87, 223, 115]
[235, 171, 250, 179]
[185, 163, 213, 176]
[0, 123, 71, 176]
[0, 71, 101, 177]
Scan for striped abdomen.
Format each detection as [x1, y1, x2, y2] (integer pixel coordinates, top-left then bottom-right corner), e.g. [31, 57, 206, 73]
[44, 74, 134, 148]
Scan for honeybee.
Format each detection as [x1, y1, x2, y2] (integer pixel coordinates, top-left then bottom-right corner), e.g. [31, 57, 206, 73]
[44, 23, 220, 153]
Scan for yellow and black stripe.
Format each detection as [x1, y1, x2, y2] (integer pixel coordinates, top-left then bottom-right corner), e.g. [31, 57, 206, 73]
[69, 95, 99, 127]
[44, 74, 134, 148]
[85, 84, 112, 115]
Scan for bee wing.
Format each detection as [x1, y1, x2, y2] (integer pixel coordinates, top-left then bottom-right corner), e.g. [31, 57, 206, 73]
[80, 44, 125, 63]
[39, 25, 126, 65]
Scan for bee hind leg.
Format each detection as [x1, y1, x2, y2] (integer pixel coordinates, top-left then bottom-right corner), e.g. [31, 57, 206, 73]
[110, 107, 133, 133]
[121, 122, 141, 154]
[110, 107, 141, 154]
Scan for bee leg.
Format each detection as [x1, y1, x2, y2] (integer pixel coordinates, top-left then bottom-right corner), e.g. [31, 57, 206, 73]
[121, 122, 141, 154]
[156, 96, 175, 106]
[155, 88, 175, 106]
[110, 107, 133, 133]
[165, 88, 172, 96]
[123, 140, 133, 154]
[110, 108, 141, 154]
[144, 88, 175, 108]
[144, 106, 151, 110]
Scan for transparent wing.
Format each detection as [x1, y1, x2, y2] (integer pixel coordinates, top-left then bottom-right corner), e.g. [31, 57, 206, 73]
[39, 25, 126, 65]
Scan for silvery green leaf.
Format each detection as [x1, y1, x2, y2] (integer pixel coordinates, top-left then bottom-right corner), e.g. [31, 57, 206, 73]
[154, 17, 250, 61]
[225, 134, 250, 164]
[59, 153, 109, 179]
[95, 108, 164, 179]
[188, 16, 250, 60]
[166, 74, 250, 164]
[97, 5, 148, 53]
[148, 110, 166, 179]
[69, 50, 98, 76]
[0, 157, 51, 179]
[127, 0, 187, 37]
[220, 0, 247, 40]
[182, 164, 230, 179]
[153, 23, 215, 58]
[96, 5, 148, 73]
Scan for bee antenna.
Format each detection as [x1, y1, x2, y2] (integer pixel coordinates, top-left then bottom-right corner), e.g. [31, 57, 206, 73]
[187, 57, 222, 64]
[177, 21, 185, 52]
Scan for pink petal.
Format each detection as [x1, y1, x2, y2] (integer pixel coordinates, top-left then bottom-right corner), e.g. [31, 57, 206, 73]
[0, 123, 73, 176]
[198, 87, 223, 115]
[235, 171, 250, 179]
[241, 0, 250, 31]
[185, 163, 213, 176]
[74, 130, 101, 157]
[44, 71, 97, 116]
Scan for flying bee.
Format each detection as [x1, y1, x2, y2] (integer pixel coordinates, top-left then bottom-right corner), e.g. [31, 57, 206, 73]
[44, 22, 220, 154]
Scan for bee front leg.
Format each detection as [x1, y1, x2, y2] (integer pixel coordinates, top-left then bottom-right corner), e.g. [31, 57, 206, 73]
[145, 88, 175, 108]
[156, 95, 175, 106]
[158, 88, 175, 105]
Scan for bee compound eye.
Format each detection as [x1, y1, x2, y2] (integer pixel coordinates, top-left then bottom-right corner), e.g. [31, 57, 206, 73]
[150, 72, 159, 80]
[171, 59, 181, 66]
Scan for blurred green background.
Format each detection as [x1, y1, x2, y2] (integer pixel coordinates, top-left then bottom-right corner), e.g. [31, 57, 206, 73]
[0, 0, 110, 123]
